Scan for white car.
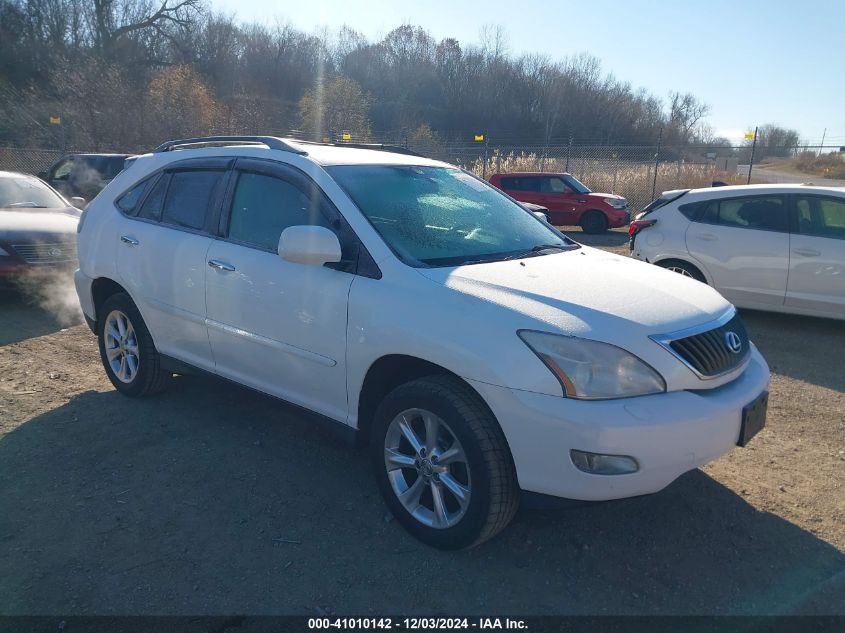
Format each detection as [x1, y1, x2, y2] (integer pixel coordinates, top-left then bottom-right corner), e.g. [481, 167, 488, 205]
[629, 184, 845, 320]
[74, 136, 770, 549]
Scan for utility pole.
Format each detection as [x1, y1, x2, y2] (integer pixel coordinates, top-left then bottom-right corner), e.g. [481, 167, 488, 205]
[747, 126, 758, 185]
[819, 128, 827, 155]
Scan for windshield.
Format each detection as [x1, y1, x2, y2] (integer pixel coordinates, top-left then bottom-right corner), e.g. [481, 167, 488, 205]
[563, 174, 591, 194]
[330, 165, 576, 267]
[0, 176, 67, 209]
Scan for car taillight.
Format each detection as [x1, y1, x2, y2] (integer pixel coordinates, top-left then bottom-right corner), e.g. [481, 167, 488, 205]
[628, 219, 656, 237]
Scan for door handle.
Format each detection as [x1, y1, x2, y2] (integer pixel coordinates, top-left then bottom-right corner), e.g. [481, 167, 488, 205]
[120, 235, 139, 246]
[792, 248, 821, 257]
[208, 259, 236, 271]
[695, 233, 717, 241]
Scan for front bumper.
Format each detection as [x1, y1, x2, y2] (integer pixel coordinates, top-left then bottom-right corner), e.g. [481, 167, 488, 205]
[606, 209, 631, 228]
[468, 345, 770, 500]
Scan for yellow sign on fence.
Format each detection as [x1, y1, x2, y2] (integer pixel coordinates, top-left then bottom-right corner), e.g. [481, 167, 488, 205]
[474, 134, 485, 142]
[744, 132, 754, 140]
[49, 116, 61, 125]
[341, 132, 351, 141]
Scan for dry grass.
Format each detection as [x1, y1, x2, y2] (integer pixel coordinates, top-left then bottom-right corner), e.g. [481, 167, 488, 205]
[464, 151, 747, 211]
[792, 152, 845, 180]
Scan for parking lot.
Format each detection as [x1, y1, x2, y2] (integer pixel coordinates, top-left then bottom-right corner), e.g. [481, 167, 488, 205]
[0, 228, 843, 616]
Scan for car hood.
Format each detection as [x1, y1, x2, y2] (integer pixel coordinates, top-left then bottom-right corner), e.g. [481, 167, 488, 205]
[417, 245, 729, 338]
[0, 209, 79, 241]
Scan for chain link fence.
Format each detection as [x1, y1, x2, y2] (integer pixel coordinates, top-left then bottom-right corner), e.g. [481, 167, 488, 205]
[1, 141, 840, 213]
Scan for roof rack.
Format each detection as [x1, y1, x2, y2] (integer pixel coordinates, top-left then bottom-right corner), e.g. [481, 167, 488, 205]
[292, 140, 424, 158]
[151, 136, 306, 154]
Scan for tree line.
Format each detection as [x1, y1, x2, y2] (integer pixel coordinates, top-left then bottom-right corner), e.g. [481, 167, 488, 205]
[0, 0, 800, 158]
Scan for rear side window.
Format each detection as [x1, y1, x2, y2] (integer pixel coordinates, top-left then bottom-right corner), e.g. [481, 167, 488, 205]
[718, 196, 788, 232]
[161, 170, 225, 231]
[795, 195, 845, 240]
[228, 172, 331, 251]
[501, 177, 541, 192]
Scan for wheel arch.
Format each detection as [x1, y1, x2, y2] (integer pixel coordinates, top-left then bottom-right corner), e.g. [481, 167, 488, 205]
[651, 254, 712, 285]
[356, 354, 501, 449]
[91, 277, 130, 322]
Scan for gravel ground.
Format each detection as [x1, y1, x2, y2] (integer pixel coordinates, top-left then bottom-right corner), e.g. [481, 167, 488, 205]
[0, 229, 842, 616]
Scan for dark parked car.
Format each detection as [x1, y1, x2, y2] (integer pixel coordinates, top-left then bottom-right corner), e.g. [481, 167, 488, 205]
[39, 153, 129, 202]
[0, 171, 80, 288]
[490, 171, 630, 234]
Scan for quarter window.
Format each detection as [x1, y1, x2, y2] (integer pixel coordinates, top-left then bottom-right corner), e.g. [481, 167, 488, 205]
[161, 170, 224, 231]
[116, 180, 147, 215]
[795, 196, 845, 240]
[228, 171, 331, 251]
[137, 174, 168, 221]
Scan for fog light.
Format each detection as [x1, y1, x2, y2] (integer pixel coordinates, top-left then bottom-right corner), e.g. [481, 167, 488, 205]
[570, 450, 639, 475]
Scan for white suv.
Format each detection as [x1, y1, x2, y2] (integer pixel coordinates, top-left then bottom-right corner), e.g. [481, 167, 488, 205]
[75, 136, 770, 549]
[629, 184, 845, 320]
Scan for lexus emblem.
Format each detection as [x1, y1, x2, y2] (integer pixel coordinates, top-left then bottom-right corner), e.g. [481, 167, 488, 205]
[724, 331, 742, 354]
[48, 247, 62, 257]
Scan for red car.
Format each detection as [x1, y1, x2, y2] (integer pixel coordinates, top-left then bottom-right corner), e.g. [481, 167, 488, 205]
[489, 172, 630, 233]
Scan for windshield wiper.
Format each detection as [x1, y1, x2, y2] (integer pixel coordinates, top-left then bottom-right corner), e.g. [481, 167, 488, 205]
[500, 243, 572, 260]
[7, 202, 48, 208]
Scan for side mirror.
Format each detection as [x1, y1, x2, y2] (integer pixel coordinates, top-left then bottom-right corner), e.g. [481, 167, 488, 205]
[532, 211, 550, 223]
[70, 196, 87, 209]
[278, 225, 343, 267]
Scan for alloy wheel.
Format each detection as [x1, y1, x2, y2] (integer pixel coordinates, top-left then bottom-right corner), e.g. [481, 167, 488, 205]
[104, 309, 140, 384]
[384, 408, 472, 529]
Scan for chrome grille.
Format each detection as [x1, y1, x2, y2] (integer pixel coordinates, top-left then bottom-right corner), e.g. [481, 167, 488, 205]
[11, 241, 78, 264]
[653, 311, 750, 379]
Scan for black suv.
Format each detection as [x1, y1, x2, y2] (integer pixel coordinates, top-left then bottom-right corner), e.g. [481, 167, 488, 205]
[39, 153, 129, 202]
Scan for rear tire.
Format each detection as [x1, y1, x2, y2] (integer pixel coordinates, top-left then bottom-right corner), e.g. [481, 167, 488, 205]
[580, 210, 608, 234]
[371, 375, 519, 549]
[97, 292, 171, 396]
[657, 259, 707, 283]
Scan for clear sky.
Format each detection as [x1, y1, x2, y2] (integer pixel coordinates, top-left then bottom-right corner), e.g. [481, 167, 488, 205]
[210, 0, 844, 145]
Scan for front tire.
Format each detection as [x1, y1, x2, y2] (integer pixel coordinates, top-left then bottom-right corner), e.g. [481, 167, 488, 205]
[97, 292, 171, 396]
[371, 375, 519, 549]
[579, 210, 608, 234]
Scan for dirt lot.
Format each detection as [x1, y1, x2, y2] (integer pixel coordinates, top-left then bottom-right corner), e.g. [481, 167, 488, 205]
[0, 228, 843, 616]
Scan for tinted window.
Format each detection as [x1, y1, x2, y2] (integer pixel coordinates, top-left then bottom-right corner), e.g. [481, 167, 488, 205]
[137, 174, 168, 221]
[88, 156, 126, 180]
[116, 180, 147, 215]
[678, 202, 701, 220]
[161, 170, 224, 231]
[795, 196, 845, 240]
[718, 196, 787, 232]
[228, 172, 330, 251]
[500, 177, 541, 192]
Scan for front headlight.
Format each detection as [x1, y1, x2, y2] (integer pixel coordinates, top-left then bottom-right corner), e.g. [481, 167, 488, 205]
[518, 330, 666, 399]
[604, 197, 628, 209]
[0, 246, 10, 257]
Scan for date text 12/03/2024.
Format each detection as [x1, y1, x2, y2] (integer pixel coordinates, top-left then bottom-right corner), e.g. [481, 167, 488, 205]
[307, 618, 528, 630]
